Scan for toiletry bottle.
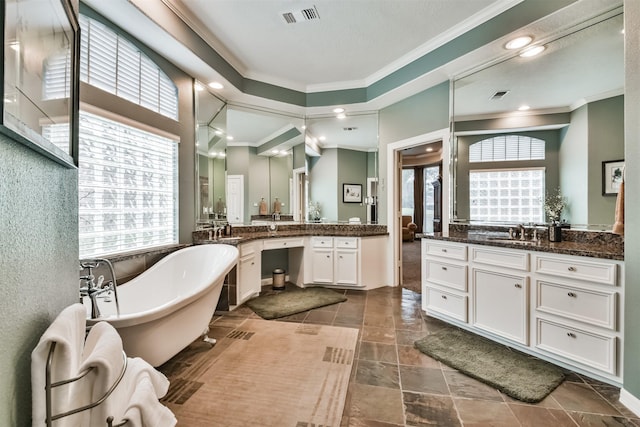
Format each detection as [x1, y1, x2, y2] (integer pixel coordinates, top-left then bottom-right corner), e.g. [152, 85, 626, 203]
[225, 222, 232, 236]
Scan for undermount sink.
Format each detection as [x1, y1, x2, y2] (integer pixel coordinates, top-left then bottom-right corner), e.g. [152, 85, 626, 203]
[486, 237, 539, 245]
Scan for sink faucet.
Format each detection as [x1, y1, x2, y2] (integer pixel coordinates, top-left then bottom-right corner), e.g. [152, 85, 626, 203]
[79, 259, 120, 319]
[518, 224, 527, 240]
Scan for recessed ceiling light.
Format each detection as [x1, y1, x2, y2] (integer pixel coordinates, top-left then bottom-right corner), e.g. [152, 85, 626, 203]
[214, 129, 223, 135]
[336, 113, 346, 119]
[333, 107, 345, 114]
[505, 36, 532, 50]
[219, 152, 226, 157]
[226, 135, 233, 140]
[208, 81, 224, 90]
[518, 105, 530, 111]
[319, 136, 326, 141]
[272, 149, 279, 154]
[519, 45, 545, 58]
[426, 147, 434, 152]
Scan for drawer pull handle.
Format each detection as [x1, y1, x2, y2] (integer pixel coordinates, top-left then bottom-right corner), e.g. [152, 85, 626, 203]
[441, 295, 447, 300]
[567, 332, 577, 338]
[442, 249, 448, 252]
[326, 255, 330, 258]
[441, 266, 448, 271]
[567, 266, 576, 272]
[514, 283, 522, 289]
[567, 292, 577, 298]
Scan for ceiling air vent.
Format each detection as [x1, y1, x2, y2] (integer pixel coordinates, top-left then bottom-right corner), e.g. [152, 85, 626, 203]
[282, 6, 320, 24]
[343, 127, 358, 131]
[491, 90, 510, 100]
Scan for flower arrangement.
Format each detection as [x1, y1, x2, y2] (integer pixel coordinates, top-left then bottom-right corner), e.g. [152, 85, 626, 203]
[308, 201, 321, 221]
[543, 187, 567, 224]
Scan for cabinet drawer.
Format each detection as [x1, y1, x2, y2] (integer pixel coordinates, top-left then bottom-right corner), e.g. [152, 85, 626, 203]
[471, 246, 529, 271]
[311, 236, 333, 248]
[263, 238, 305, 250]
[425, 260, 467, 291]
[239, 242, 259, 257]
[536, 281, 617, 330]
[536, 318, 616, 374]
[534, 255, 617, 286]
[335, 237, 358, 249]
[425, 287, 467, 322]
[424, 241, 467, 261]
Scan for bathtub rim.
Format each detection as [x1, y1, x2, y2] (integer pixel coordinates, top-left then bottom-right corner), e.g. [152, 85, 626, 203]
[86, 244, 238, 329]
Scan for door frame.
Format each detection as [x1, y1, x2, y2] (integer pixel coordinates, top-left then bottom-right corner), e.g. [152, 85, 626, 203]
[385, 128, 450, 287]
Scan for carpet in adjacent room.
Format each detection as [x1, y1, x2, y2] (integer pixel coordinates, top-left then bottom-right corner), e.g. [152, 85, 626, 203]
[414, 326, 565, 403]
[245, 286, 347, 319]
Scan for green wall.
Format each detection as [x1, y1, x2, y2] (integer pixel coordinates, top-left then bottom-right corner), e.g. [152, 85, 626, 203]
[309, 149, 338, 221]
[560, 105, 589, 225]
[0, 136, 80, 426]
[338, 149, 368, 222]
[623, 0, 640, 400]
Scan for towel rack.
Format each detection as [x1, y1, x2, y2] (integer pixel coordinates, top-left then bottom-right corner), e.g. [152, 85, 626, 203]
[44, 341, 129, 427]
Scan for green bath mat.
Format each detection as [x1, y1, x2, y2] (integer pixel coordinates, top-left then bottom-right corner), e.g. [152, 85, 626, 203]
[245, 287, 347, 320]
[415, 327, 564, 403]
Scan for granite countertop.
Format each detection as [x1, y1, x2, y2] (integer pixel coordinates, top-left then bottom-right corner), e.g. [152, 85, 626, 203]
[193, 223, 388, 245]
[423, 230, 623, 261]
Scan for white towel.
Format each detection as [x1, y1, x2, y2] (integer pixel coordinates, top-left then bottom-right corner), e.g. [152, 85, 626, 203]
[80, 321, 126, 427]
[107, 357, 176, 427]
[31, 303, 87, 427]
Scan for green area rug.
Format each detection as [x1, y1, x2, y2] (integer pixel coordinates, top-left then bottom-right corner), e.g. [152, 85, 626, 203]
[414, 327, 565, 403]
[245, 287, 347, 320]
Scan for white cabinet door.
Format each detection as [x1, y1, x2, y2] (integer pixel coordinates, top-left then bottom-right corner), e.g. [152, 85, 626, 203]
[472, 268, 529, 345]
[312, 248, 334, 284]
[238, 254, 260, 303]
[335, 249, 358, 285]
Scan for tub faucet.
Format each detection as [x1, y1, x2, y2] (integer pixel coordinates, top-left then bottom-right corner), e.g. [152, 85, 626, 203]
[79, 258, 120, 319]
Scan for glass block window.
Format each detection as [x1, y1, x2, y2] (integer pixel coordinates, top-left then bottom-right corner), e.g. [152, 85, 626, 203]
[78, 15, 178, 120]
[45, 111, 178, 257]
[77, 111, 178, 257]
[469, 135, 545, 163]
[469, 168, 544, 223]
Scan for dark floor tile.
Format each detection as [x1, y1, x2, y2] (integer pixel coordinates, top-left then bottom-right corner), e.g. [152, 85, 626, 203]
[396, 329, 427, 346]
[399, 366, 449, 395]
[361, 326, 396, 344]
[363, 313, 395, 328]
[347, 383, 405, 425]
[568, 411, 638, 426]
[509, 404, 577, 427]
[591, 384, 638, 418]
[358, 341, 398, 364]
[397, 345, 440, 368]
[355, 359, 400, 389]
[403, 392, 461, 427]
[304, 309, 336, 324]
[553, 382, 622, 416]
[454, 398, 521, 426]
[443, 370, 503, 401]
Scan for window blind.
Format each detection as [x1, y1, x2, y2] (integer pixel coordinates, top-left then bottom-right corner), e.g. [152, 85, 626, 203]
[469, 135, 545, 163]
[77, 15, 178, 120]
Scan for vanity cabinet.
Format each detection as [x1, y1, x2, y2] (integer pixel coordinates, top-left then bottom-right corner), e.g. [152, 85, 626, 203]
[533, 253, 621, 375]
[309, 236, 360, 286]
[422, 240, 468, 322]
[236, 241, 261, 304]
[422, 239, 624, 384]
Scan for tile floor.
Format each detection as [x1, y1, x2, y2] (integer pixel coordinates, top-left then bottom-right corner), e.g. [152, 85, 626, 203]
[160, 286, 639, 427]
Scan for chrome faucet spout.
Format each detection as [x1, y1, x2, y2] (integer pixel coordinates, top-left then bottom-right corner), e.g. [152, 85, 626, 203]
[79, 258, 120, 319]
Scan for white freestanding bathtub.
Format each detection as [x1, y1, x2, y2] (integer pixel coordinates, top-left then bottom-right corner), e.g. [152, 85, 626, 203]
[87, 244, 239, 367]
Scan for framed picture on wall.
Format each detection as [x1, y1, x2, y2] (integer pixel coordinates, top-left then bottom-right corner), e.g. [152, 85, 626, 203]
[343, 183, 362, 203]
[602, 159, 625, 196]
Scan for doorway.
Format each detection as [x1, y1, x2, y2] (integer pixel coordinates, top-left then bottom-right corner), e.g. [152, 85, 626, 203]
[385, 128, 449, 288]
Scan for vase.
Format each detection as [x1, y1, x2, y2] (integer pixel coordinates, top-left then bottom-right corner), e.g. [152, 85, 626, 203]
[548, 223, 562, 242]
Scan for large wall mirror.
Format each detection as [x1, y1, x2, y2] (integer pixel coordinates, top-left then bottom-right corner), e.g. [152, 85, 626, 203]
[195, 83, 227, 225]
[451, 4, 623, 230]
[306, 112, 379, 224]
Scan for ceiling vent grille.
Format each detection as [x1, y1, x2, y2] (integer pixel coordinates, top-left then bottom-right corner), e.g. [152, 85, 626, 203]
[343, 127, 358, 131]
[282, 6, 320, 24]
[491, 90, 510, 100]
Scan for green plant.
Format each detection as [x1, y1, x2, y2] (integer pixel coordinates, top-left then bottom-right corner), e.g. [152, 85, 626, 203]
[308, 201, 321, 220]
[543, 188, 567, 223]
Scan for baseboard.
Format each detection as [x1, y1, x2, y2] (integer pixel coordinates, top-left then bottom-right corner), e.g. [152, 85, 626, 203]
[620, 388, 640, 417]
